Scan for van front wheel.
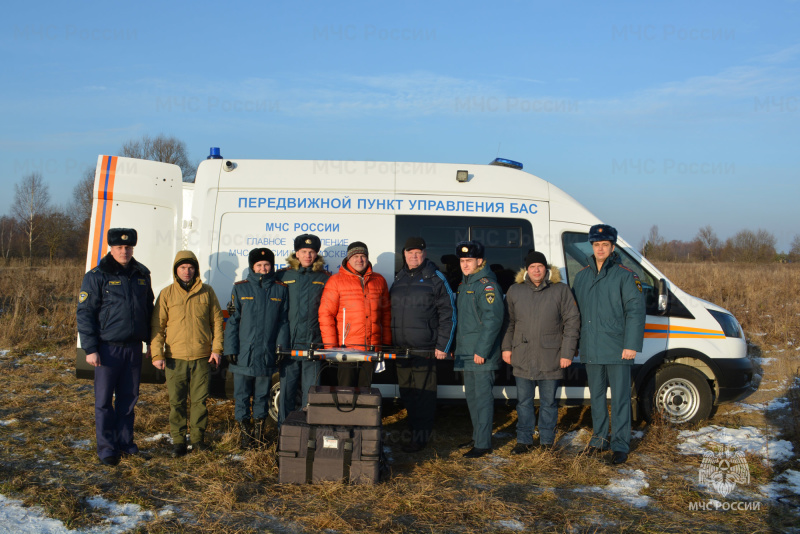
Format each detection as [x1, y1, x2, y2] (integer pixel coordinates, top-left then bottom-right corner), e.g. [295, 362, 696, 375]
[643, 365, 713, 424]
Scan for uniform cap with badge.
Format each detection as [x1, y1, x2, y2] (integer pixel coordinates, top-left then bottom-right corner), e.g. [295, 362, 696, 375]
[455, 240, 484, 259]
[588, 224, 617, 244]
[294, 233, 321, 253]
[107, 228, 137, 247]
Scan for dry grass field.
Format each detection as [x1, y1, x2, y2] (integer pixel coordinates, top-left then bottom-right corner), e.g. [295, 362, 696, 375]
[0, 259, 798, 532]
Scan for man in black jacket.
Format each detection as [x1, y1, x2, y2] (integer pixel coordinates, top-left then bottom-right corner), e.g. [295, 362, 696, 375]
[77, 228, 154, 466]
[390, 237, 456, 452]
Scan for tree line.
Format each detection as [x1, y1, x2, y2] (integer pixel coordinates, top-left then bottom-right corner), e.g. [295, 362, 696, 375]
[640, 225, 800, 263]
[1, 135, 195, 265]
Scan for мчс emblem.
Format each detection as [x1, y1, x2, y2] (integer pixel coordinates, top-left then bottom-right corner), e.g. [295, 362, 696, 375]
[486, 292, 495, 304]
[698, 446, 750, 498]
[79, 291, 88, 303]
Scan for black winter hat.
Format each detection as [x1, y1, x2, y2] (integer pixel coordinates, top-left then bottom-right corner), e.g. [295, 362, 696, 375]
[294, 234, 321, 252]
[403, 236, 426, 251]
[524, 251, 548, 269]
[588, 224, 618, 244]
[346, 241, 369, 260]
[107, 228, 137, 247]
[249, 248, 275, 270]
[455, 240, 484, 259]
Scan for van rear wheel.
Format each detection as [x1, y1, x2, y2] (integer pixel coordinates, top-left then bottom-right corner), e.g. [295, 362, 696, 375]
[644, 365, 713, 424]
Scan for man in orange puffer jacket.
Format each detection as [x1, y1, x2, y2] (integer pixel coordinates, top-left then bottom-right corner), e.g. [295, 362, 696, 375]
[319, 241, 391, 387]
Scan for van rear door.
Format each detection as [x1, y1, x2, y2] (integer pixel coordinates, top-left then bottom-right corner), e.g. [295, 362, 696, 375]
[76, 156, 183, 382]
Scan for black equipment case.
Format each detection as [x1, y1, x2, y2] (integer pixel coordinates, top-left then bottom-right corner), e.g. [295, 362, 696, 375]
[277, 387, 383, 484]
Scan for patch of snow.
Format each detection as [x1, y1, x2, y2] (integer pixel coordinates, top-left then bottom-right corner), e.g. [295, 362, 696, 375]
[1, 419, 19, 426]
[142, 433, 171, 443]
[585, 469, 650, 508]
[677, 425, 794, 464]
[760, 469, 800, 499]
[733, 397, 791, 413]
[0, 350, 9, 357]
[557, 428, 592, 449]
[750, 333, 767, 337]
[495, 519, 525, 531]
[0, 493, 169, 533]
[69, 439, 91, 450]
[754, 357, 775, 365]
[632, 430, 645, 440]
[227, 454, 245, 461]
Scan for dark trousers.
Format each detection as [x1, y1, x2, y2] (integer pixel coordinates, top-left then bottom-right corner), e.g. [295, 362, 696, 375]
[463, 369, 495, 450]
[165, 358, 210, 444]
[586, 363, 632, 453]
[278, 358, 320, 425]
[94, 343, 142, 459]
[233, 372, 274, 422]
[397, 358, 437, 444]
[337, 362, 373, 388]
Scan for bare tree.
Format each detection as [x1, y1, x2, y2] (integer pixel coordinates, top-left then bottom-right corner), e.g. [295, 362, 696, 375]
[71, 167, 95, 238]
[695, 225, 720, 261]
[42, 208, 74, 262]
[120, 134, 196, 181]
[724, 229, 777, 263]
[790, 235, 800, 263]
[642, 225, 667, 260]
[0, 215, 17, 264]
[12, 172, 50, 266]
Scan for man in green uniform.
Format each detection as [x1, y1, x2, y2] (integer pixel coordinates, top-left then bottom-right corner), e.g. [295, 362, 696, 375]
[276, 234, 329, 425]
[224, 248, 290, 449]
[454, 241, 505, 459]
[572, 224, 645, 465]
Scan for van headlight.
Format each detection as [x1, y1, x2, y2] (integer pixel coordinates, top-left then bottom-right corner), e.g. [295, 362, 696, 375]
[708, 310, 743, 339]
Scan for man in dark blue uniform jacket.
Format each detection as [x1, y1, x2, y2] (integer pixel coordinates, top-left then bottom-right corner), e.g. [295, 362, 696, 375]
[390, 237, 455, 452]
[224, 247, 290, 449]
[77, 228, 154, 466]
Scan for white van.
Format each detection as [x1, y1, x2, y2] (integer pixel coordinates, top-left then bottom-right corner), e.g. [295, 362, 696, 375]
[76, 150, 756, 425]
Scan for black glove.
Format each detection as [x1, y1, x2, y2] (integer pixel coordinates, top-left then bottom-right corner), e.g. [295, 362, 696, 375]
[226, 354, 238, 365]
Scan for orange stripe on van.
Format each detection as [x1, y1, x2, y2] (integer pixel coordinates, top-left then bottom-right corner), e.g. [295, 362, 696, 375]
[643, 323, 725, 339]
[90, 156, 118, 266]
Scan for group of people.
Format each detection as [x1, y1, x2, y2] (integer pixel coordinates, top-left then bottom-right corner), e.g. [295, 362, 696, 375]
[77, 223, 645, 468]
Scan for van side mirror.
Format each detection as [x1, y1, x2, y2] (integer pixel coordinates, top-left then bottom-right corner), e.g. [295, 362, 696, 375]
[658, 278, 669, 314]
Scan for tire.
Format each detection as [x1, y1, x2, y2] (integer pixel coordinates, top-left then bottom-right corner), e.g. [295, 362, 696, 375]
[643, 365, 713, 425]
[268, 381, 280, 422]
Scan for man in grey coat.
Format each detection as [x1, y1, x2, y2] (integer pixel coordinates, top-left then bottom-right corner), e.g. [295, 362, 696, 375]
[502, 251, 580, 454]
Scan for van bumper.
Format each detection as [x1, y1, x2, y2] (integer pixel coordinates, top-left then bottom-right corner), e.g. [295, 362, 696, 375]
[713, 357, 756, 404]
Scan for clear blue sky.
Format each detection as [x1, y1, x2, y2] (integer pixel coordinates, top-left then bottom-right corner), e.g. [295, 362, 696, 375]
[2, 0, 798, 252]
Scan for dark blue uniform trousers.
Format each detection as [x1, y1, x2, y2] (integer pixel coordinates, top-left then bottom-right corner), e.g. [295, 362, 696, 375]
[95, 343, 142, 460]
[233, 372, 274, 422]
[586, 363, 632, 453]
[463, 369, 495, 450]
[278, 358, 320, 425]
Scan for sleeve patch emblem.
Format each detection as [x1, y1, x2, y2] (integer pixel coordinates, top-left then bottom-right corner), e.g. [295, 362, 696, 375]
[79, 291, 88, 303]
[486, 292, 496, 304]
[635, 280, 643, 293]
[138, 279, 146, 285]
[484, 285, 494, 291]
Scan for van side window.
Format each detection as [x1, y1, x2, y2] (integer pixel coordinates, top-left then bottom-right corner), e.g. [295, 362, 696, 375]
[396, 215, 533, 292]
[562, 232, 659, 313]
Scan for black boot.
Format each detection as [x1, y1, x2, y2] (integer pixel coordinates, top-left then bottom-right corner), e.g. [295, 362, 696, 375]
[254, 419, 267, 449]
[239, 421, 254, 450]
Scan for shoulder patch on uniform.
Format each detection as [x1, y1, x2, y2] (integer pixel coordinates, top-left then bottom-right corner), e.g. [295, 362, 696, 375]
[486, 292, 496, 304]
[635, 279, 643, 292]
[79, 291, 89, 303]
[234, 280, 249, 285]
[479, 277, 489, 284]
[484, 285, 495, 291]
[138, 278, 146, 285]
